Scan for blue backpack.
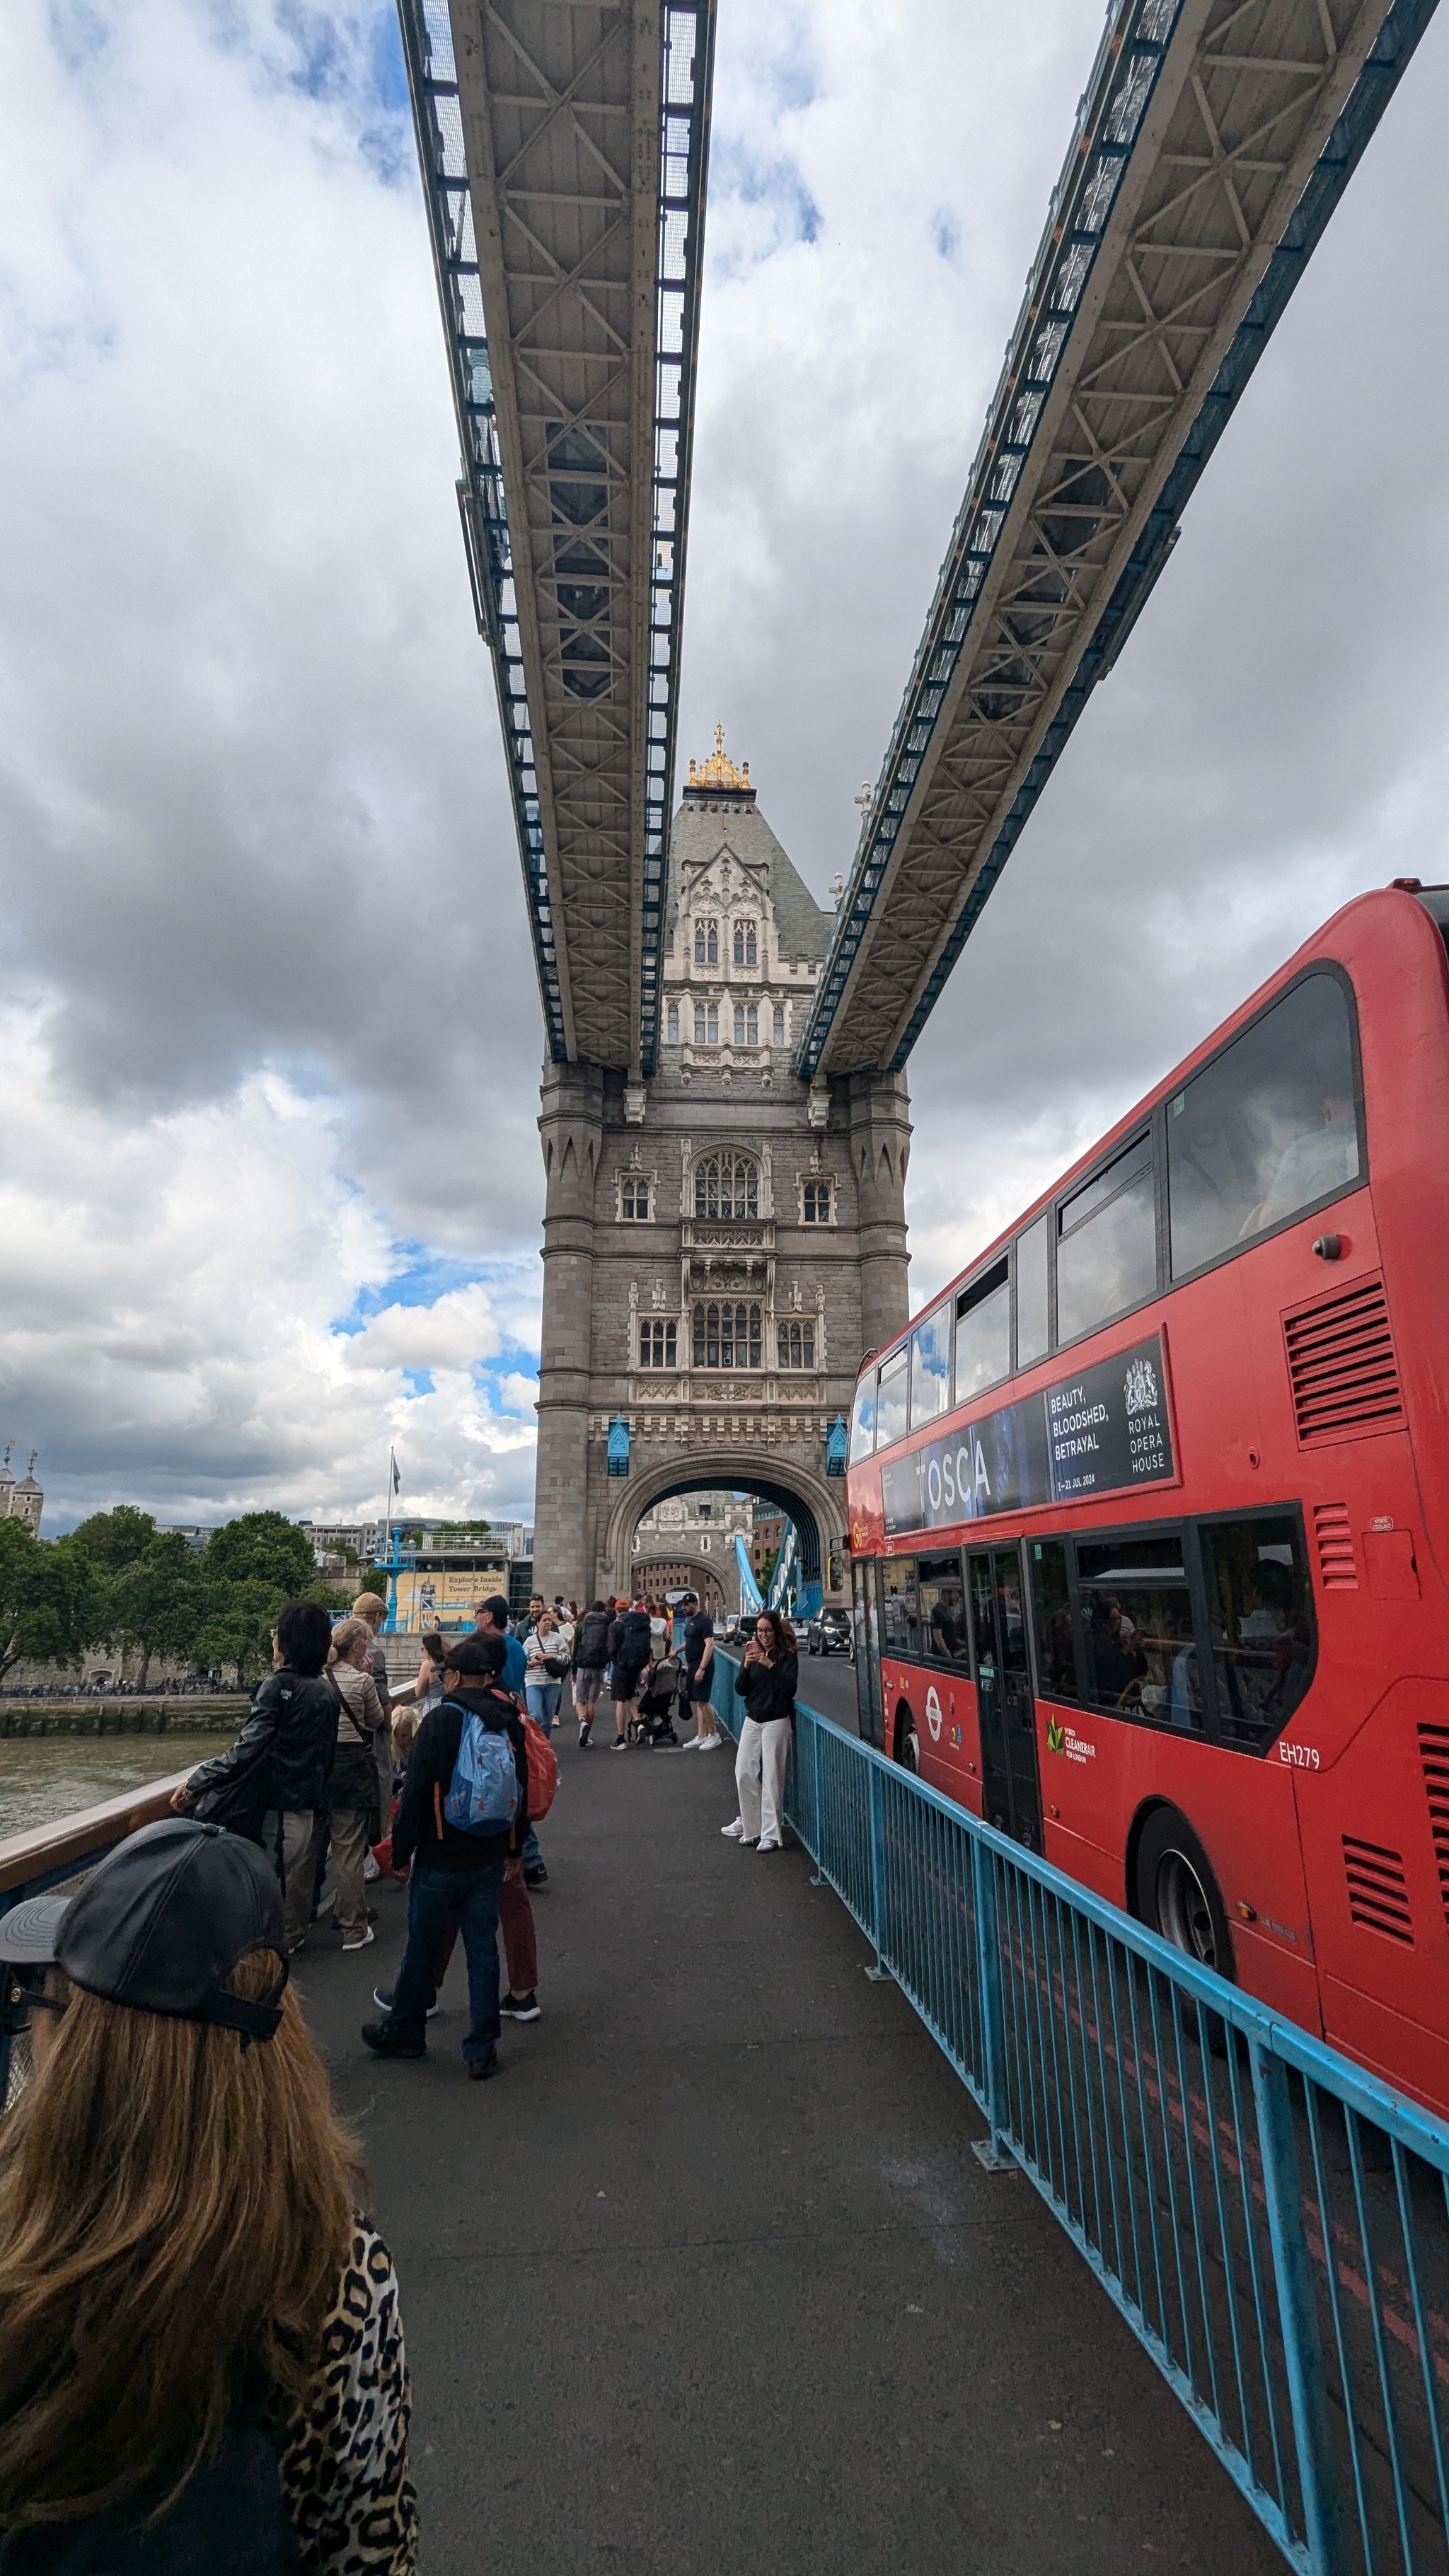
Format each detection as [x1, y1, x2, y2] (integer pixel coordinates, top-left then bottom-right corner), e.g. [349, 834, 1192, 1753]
[441, 1700, 520, 1835]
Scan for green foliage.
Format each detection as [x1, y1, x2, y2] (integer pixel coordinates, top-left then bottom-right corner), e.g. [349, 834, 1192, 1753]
[106, 1531, 207, 1689]
[0, 1521, 98, 1683]
[69, 1506, 158, 1573]
[202, 1513, 317, 1598]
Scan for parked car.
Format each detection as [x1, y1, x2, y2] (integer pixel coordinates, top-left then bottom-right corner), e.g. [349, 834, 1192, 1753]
[805, 1606, 853, 1658]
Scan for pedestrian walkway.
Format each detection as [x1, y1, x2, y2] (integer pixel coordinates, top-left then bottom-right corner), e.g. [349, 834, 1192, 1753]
[299, 1719, 1283, 2575]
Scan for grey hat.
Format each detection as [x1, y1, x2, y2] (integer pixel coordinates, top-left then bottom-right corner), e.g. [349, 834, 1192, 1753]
[0, 1818, 288, 2042]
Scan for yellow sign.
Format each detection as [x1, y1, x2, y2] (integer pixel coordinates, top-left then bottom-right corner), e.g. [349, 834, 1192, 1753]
[391, 1568, 508, 1631]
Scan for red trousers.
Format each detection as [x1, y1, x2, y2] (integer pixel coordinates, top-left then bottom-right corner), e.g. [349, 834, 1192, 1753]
[433, 1869, 538, 1997]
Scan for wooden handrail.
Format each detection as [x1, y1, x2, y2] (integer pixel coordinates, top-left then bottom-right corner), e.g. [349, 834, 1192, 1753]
[0, 1772, 192, 1899]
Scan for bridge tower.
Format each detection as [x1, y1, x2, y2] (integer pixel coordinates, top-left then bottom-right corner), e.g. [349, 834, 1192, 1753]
[534, 737, 911, 1607]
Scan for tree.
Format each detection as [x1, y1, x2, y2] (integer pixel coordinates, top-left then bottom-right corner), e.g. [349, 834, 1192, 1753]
[190, 1579, 293, 1687]
[0, 1521, 98, 1685]
[203, 1513, 318, 1598]
[69, 1506, 158, 1574]
[106, 1532, 206, 1689]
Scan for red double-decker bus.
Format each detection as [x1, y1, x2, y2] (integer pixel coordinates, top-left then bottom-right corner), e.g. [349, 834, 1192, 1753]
[847, 883, 1449, 2116]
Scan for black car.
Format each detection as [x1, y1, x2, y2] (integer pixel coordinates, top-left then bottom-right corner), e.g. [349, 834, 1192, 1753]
[805, 1606, 853, 1658]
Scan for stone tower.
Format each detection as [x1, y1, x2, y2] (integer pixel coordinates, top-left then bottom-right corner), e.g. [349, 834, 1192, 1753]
[533, 737, 911, 1606]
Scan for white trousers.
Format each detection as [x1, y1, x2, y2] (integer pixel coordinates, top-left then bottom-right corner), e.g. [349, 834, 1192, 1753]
[736, 1716, 792, 1844]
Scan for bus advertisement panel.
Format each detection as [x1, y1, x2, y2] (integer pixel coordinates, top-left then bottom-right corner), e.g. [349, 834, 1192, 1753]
[880, 1334, 1173, 1535]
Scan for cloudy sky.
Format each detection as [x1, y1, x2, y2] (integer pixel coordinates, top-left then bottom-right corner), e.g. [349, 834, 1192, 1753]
[2, 0, 1445, 1534]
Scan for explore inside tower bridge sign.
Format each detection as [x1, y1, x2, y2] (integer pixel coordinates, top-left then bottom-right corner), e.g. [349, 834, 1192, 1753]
[880, 1336, 1174, 1538]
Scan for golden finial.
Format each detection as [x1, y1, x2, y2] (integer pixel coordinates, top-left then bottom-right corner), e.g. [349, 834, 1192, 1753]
[686, 725, 752, 793]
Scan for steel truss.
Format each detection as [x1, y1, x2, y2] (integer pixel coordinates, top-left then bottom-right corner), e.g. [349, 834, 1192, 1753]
[798, 0, 1439, 1082]
[398, 0, 716, 1070]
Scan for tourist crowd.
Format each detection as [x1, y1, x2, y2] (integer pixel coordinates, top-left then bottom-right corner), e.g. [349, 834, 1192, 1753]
[0, 1578, 800, 2569]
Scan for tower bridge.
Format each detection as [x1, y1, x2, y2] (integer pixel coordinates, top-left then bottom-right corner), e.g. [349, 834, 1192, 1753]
[398, 0, 1438, 1590]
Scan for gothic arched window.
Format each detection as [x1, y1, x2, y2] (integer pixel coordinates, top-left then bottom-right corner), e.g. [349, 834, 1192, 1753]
[693, 1002, 719, 1045]
[666, 1000, 679, 1044]
[694, 918, 719, 966]
[732, 1003, 758, 1047]
[692, 1300, 763, 1368]
[778, 1321, 816, 1368]
[638, 1319, 676, 1367]
[803, 1179, 831, 1223]
[694, 1153, 758, 1220]
[732, 918, 757, 966]
[772, 1003, 786, 1046]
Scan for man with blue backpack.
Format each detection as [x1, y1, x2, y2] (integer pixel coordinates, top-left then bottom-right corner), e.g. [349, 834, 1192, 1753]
[361, 1630, 528, 2080]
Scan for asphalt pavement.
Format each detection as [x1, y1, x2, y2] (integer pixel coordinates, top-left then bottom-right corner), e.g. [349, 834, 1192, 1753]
[297, 1681, 1283, 2576]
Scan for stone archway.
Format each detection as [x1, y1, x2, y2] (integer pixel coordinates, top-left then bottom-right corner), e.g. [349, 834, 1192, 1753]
[599, 1450, 846, 1607]
[630, 1553, 729, 1615]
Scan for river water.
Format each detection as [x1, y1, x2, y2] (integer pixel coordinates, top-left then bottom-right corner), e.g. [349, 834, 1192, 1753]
[0, 1733, 226, 1842]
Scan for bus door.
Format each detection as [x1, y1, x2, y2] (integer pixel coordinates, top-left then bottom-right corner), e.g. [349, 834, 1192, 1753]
[853, 1559, 883, 1747]
[968, 1544, 1043, 1851]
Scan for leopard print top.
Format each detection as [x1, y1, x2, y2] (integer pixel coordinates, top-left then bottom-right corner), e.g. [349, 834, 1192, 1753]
[273, 2222, 419, 2572]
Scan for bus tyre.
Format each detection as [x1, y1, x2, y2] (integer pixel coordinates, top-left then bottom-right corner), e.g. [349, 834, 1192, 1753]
[894, 1708, 920, 1774]
[1134, 1806, 1233, 1982]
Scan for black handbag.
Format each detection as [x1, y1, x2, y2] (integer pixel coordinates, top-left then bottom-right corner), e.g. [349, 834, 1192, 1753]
[190, 1737, 277, 1849]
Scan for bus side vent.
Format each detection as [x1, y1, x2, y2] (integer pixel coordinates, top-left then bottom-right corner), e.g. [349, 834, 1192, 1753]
[1341, 1835, 1414, 1945]
[1417, 1723, 1449, 1934]
[1283, 1278, 1404, 1445]
[1312, 1503, 1358, 1589]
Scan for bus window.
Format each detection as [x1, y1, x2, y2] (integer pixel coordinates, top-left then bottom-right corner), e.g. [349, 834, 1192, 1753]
[1016, 1213, 1050, 1369]
[1075, 1530, 1201, 1731]
[910, 1305, 951, 1427]
[969, 1554, 996, 1676]
[1167, 972, 1361, 1278]
[918, 1553, 968, 1664]
[1028, 1539, 1078, 1699]
[877, 1348, 910, 1449]
[1199, 1514, 1315, 1750]
[880, 1557, 918, 1658]
[954, 1257, 1010, 1406]
[848, 1373, 878, 1463]
[1056, 1129, 1156, 1348]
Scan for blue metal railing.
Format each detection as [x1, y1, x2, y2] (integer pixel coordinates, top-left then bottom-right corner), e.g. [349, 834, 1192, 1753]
[711, 1655, 1449, 2576]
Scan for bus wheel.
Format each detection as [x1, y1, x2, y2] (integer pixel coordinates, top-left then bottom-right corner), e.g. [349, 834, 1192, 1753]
[1134, 1806, 1233, 1982]
[894, 1707, 920, 1774]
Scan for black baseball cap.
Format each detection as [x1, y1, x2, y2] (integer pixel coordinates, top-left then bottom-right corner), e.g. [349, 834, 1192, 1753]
[0, 1818, 288, 2042]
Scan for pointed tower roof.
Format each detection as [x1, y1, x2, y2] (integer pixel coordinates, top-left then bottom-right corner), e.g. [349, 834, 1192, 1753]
[666, 732, 836, 966]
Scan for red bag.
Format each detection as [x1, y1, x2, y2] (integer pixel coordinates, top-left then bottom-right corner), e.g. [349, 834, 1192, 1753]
[522, 1714, 559, 1822]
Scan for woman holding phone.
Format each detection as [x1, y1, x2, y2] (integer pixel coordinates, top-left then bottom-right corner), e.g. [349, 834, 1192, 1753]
[721, 1609, 798, 1854]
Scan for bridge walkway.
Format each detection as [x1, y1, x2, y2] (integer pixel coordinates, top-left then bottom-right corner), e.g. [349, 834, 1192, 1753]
[299, 1709, 1282, 2575]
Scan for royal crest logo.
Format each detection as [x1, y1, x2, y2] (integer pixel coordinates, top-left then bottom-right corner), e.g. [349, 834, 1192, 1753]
[1124, 1355, 1159, 1418]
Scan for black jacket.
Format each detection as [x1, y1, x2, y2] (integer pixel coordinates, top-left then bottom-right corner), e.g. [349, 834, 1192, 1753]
[612, 1608, 652, 1673]
[187, 1668, 337, 1827]
[573, 1607, 612, 1668]
[734, 1651, 798, 1723]
[391, 1687, 529, 1873]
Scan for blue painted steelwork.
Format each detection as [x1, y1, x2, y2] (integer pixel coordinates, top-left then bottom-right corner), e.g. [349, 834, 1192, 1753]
[396, 0, 716, 1072]
[797, 0, 1441, 1081]
[709, 1653, 1449, 2575]
[606, 1414, 632, 1478]
[824, 1414, 849, 1478]
[733, 1530, 763, 1613]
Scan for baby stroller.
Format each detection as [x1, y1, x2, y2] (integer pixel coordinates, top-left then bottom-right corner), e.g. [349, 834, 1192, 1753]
[627, 1652, 686, 1748]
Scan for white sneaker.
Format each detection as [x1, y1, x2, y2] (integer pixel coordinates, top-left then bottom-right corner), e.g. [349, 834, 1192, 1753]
[681, 1735, 700, 1751]
[720, 1818, 746, 1839]
[756, 1835, 781, 1854]
[698, 1733, 722, 1750]
[342, 1926, 376, 1951]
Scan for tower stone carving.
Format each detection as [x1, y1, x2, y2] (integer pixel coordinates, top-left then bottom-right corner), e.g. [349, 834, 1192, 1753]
[533, 740, 911, 1604]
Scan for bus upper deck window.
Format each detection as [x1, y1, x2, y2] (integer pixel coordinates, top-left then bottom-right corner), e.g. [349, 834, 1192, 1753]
[1168, 973, 1360, 1278]
[910, 1306, 951, 1427]
[849, 1375, 878, 1463]
[1199, 1515, 1314, 1749]
[877, 1348, 909, 1450]
[1016, 1214, 1050, 1369]
[1056, 1129, 1156, 1348]
[954, 1257, 1010, 1406]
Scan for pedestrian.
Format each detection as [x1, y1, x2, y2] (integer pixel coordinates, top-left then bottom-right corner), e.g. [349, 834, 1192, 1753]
[172, 1600, 336, 1953]
[519, 1593, 546, 1642]
[607, 1596, 653, 1750]
[570, 1598, 612, 1746]
[362, 1631, 529, 2077]
[352, 1592, 403, 1829]
[0, 1818, 417, 2568]
[323, 1615, 391, 1952]
[722, 1609, 798, 1854]
[474, 1595, 548, 1887]
[524, 1608, 568, 1732]
[679, 1590, 722, 1750]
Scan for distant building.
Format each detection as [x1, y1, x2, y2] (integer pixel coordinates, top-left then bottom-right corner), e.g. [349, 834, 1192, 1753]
[0, 1448, 42, 1533]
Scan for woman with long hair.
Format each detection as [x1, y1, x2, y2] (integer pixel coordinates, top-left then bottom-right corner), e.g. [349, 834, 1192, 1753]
[0, 1818, 417, 2572]
[722, 1608, 799, 1854]
[323, 1613, 392, 1953]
